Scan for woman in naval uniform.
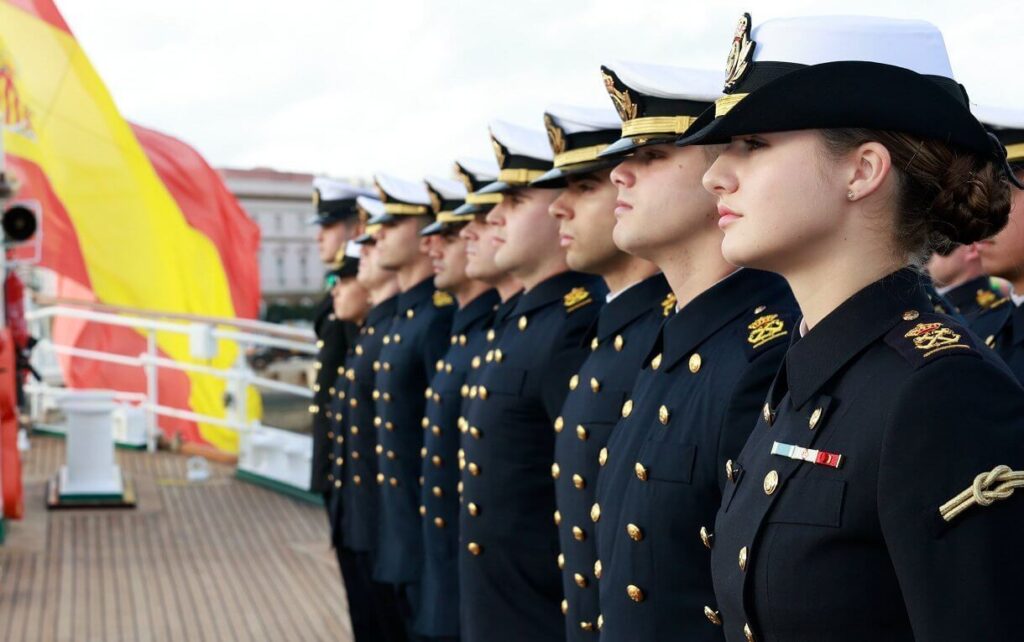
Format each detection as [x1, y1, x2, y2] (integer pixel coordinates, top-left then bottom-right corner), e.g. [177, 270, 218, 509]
[679, 13, 1024, 642]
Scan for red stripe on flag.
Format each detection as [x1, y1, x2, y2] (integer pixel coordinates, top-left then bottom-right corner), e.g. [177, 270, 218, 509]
[131, 124, 262, 319]
[5, 0, 72, 35]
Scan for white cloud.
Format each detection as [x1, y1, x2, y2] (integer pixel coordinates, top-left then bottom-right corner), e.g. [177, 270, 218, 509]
[56, 0, 1024, 181]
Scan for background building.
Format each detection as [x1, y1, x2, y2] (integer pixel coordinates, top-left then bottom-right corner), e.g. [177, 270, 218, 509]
[219, 167, 368, 320]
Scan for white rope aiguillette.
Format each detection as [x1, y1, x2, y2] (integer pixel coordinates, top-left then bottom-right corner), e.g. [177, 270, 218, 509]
[939, 465, 1024, 523]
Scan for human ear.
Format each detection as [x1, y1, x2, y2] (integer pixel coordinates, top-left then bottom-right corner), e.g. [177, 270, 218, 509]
[846, 141, 892, 202]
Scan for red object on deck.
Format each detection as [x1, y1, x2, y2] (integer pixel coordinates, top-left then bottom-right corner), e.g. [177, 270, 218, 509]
[0, 327, 24, 519]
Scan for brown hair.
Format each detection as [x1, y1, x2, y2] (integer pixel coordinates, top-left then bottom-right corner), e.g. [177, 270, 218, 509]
[821, 129, 1011, 260]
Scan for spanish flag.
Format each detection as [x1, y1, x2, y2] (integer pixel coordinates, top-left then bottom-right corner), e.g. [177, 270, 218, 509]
[1, 0, 262, 452]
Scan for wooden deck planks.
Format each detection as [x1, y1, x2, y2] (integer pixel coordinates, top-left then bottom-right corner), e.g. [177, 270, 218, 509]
[0, 436, 351, 642]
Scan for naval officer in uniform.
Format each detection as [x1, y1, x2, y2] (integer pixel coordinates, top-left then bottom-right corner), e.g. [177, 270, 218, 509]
[459, 119, 605, 642]
[326, 197, 407, 641]
[370, 174, 456, 637]
[972, 106, 1024, 382]
[685, 13, 1024, 641]
[591, 59, 797, 641]
[455, 157, 524, 340]
[309, 178, 376, 504]
[926, 245, 1000, 321]
[415, 175, 498, 642]
[530, 104, 671, 639]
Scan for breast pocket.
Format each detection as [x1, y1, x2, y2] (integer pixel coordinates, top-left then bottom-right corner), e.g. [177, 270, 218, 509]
[766, 477, 846, 527]
[480, 366, 526, 397]
[638, 441, 696, 484]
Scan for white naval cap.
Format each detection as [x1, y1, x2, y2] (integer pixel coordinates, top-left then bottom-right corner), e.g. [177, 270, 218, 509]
[544, 104, 621, 135]
[458, 158, 501, 188]
[677, 12, 994, 166]
[312, 176, 376, 202]
[453, 157, 503, 215]
[531, 104, 622, 187]
[424, 176, 468, 201]
[373, 172, 432, 218]
[745, 15, 953, 82]
[973, 104, 1024, 164]
[603, 60, 723, 103]
[356, 195, 385, 218]
[598, 61, 722, 157]
[490, 119, 554, 162]
[477, 119, 555, 194]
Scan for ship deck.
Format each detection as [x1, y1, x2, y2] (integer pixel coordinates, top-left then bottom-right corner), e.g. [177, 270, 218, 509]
[0, 435, 351, 641]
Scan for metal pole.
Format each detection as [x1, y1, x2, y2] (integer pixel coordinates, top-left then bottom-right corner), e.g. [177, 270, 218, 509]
[145, 329, 158, 452]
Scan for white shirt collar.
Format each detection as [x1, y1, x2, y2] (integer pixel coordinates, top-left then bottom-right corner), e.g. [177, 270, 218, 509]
[1011, 290, 1024, 307]
[606, 279, 643, 304]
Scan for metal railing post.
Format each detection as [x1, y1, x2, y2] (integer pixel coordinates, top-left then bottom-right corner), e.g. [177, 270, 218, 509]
[145, 330, 158, 452]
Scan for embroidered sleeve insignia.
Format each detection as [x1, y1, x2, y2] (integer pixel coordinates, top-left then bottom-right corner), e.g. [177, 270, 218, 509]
[903, 322, 969, 357]
[747, 313, 788, 348]
[564, 287, 593, 313]
[433, 291, 454, 307]
[885, 314, 980, 369]
[660, 293, 677, 317]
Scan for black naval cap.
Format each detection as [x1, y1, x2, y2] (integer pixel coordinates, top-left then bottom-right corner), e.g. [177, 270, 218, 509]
[309, 177, 376, 226]
[596, 61, 722, 158]
[475, 120, 554, 196]
[452, 157, 502, 216]
[677, 14, 1004, 175]
[367, 173, 433, 226]
[531, 104, 622, 188]
[421, 176, 470, 237]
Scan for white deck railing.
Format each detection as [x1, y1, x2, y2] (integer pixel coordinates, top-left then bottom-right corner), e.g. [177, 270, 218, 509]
[24, 304, 320, 492]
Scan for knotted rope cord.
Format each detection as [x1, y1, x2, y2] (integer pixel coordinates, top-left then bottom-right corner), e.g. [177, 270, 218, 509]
[939, 465, 1024, 522]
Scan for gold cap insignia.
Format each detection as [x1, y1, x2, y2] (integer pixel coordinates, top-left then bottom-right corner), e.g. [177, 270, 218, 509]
[747, 313, 788, 348]
[904, 322, 968, 357]
[428, 186, 442, 214]
[373, 179, 389, 204]
[433, 290, 454, 307]
[661, 292, 677, 317]
[724, 12, 756, 91]
[602, 69, 638, 122]
[564, 287, 593, 313]
[312, 188, 321, 208]
[544, 113, 567, 155]
[490, 134, 507, 168]
[976, 289, 997, 309]
[454, 162, 474, 192]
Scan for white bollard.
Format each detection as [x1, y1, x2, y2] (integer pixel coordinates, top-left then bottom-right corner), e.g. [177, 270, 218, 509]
[59, 391, 123, 497]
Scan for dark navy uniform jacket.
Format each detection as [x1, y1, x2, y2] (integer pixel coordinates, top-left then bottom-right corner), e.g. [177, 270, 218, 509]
[942, 275, 1001, 320]
[311, 293, 357, 494]
[709, 270, 1024, 642]
[373, 278, 455, 585]
[460, 271, 605, 642]
[970, 296, 1024, 383]
[326, 295, 397, 552]
[594, 269, 797, 642]
[553, 273, 672, 639]
[416, 290, 499, 638]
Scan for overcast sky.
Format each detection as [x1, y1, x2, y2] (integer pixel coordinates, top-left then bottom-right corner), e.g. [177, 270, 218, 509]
[58, 0, 1023, 182]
